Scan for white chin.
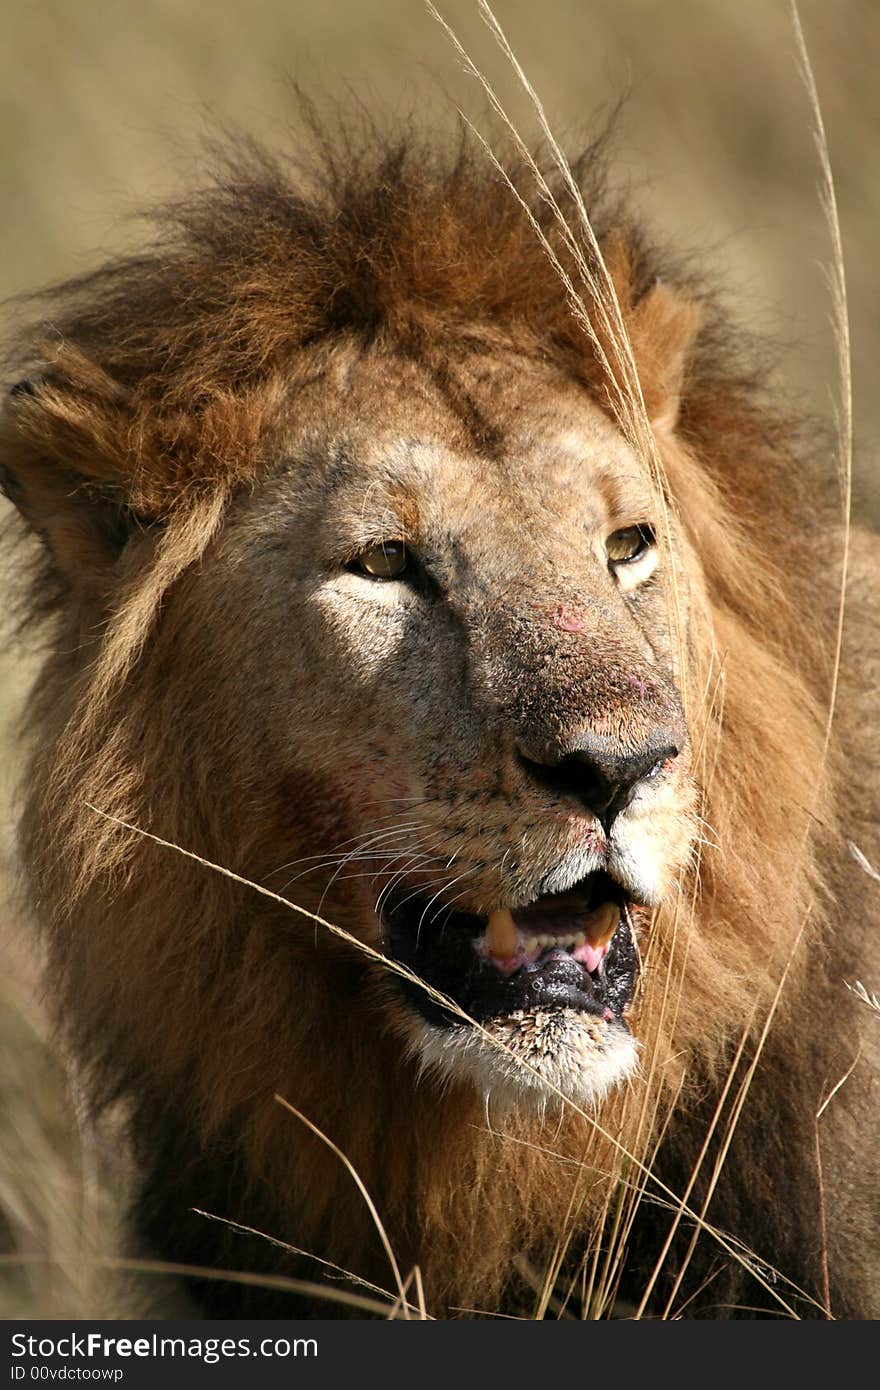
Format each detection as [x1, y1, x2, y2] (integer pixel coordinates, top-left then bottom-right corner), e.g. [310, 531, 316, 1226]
[407, 1008, 639, 1114]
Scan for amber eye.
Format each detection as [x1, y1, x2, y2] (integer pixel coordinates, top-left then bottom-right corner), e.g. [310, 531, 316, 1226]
[351, 540, 409, 580]
[605, 524, 655, 565]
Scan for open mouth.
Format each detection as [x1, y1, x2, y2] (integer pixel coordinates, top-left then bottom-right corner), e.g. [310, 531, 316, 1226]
[383, 869, 640, 1031]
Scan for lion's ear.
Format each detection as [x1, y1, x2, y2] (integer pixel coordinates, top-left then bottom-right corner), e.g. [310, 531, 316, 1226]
[1, 373, 149, 583]
[628, 282, 701, 435]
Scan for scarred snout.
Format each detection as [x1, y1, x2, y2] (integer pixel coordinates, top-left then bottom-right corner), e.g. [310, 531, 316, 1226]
[467, 581, 689, 827]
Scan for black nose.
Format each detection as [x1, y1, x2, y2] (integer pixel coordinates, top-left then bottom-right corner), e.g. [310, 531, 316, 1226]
[517, 731, 680, 831]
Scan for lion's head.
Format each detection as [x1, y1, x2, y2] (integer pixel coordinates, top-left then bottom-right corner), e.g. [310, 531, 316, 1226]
[159, 337, 703, 1115]
[1, 127, 844, 1315]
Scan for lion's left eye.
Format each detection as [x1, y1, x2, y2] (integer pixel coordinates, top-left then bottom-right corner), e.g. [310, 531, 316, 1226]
[349, 540, 409, 580]
[605, 524, 655, 565]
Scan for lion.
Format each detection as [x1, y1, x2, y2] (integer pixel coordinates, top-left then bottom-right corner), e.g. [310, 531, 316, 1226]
[1, 122, 878, 1320]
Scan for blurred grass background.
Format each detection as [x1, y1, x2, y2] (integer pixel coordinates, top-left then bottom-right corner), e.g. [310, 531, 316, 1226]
[0, 0, 876, 1316]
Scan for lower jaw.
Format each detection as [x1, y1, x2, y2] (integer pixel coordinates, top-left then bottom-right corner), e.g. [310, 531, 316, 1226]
[407, 1007, 640, 1113]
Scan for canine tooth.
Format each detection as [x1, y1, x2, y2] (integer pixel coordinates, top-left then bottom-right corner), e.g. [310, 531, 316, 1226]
[524, 936, 540, 956]
[573, 931, 586, 947]
[583, 901, 620, 949]
[486, 907, 519, 960]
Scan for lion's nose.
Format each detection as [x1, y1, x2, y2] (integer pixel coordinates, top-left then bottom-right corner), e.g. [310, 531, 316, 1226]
[517, 731, 681, 831]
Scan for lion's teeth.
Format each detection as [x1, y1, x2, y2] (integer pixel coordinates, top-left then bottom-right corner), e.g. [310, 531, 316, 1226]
[485, 907, 519, 960]
[489, 908, 619, 963]
[583, 901, 620, 948]
[526, 932, 581, 953]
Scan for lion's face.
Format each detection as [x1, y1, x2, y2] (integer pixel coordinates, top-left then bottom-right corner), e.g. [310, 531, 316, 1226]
[168, 340, 698, 1109]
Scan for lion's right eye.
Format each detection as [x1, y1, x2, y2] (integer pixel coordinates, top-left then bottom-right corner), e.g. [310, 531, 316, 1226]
[606, 524, 655, 565]
[349, 540, 409, 581]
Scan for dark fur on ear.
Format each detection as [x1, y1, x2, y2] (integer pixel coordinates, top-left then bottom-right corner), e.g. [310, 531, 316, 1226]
[1, 384, 149, 583]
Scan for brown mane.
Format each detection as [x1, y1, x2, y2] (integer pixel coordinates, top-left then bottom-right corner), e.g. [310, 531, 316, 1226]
[3, 118, 874, 1318]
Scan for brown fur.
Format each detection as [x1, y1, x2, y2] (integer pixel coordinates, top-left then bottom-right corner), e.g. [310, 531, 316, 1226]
[2, 122, 878, 1318]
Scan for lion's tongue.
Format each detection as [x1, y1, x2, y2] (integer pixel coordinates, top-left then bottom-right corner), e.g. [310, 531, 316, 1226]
[485, 902, 620, 972]
[573, 937, 610, 975]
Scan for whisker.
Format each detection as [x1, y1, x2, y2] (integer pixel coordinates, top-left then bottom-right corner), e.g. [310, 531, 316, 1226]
[415, 866, 483, 948]
[266, 819, 425, 879]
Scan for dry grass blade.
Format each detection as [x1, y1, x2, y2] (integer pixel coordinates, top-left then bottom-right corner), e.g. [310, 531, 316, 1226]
[273, 1094, 411, 1317]
[411, 1264, 428, 1321]
[423, 6, 622, 411]
[848, 841, 880, 885]
[384, 1265, 430, 1321]
[632, 1010, 757, 1319]
[190, 1207, 422, 1312]
[473, 2, 645, 426]
[655, 903, 826, 1321]
[812, 1049, 863, 1315]
[845, 981, 880, 1015]
[450, 0, 688, 677]
[636, 5, 856, 1321]
[815, 1052, 863, 1122]
[790, 1, 853, 755]
[0, 1252, 397, 1318]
